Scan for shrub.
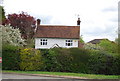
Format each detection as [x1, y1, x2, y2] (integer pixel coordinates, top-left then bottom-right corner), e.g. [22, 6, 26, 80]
[19, 48, 43, 71]
[1, 25, 26, 46]
[52, 48, 73, 72]
[84, 43, 103, 51]
[88, 51, 120, 75]
[69, 48, 91, 73]
[2, 45, 20, 70]
[41, 49, 60, 71]
[41, 48, 91, 73]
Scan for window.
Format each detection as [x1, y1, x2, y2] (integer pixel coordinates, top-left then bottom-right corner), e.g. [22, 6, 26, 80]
[40, 39, 47, 45]
[66, 40, 73, 46]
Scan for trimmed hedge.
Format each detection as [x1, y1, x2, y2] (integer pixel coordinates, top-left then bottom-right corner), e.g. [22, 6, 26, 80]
[2, 45, 20, 70]
[2, 46, 120, 75]
[69, 48, 91, 73]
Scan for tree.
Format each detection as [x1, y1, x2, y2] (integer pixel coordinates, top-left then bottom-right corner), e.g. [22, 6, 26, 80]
[98, 40, 118, 53]
[0, 6, 6, 25]
[1, 25, 26, 46]
[79, 35, 84, 43]
[6, 12, 36, 39]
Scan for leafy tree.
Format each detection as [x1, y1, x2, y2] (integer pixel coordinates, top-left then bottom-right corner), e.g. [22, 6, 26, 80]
[1, 25, 26, 46]
[98, 40, 118, 53]
[79, 35, 84, 43]
[0, 6, 6, 25]
[6, 12, 36, 39]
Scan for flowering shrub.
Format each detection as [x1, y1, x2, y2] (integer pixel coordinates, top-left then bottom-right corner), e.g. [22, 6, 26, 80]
[84, 43, 103, 51]
[1, 25, 26, 46]
[19, 48, 43, 71]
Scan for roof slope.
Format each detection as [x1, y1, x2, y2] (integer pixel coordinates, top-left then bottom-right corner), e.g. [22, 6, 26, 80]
[88, 39, 109, 44]
[34, 25, 80, 39]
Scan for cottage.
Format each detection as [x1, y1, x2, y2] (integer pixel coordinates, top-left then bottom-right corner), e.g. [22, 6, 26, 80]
[34, 18, 81, 49]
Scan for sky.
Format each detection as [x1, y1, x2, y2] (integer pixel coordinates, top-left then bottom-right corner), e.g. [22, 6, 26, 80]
[1, 0, 119, 42]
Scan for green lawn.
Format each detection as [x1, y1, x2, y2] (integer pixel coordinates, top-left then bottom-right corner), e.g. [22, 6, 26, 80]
[2, 70, 120, 79]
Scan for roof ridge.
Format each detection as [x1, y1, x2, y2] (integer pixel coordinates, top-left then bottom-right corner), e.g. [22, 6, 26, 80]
[39, 25, 79, 27]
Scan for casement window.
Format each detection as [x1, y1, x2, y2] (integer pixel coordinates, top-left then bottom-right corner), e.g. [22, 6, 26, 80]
[66, 40, 73, 46]
[40, 39, 47, 45]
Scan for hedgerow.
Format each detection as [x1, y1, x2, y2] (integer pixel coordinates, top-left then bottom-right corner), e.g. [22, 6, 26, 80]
[2, 47, 120, 75]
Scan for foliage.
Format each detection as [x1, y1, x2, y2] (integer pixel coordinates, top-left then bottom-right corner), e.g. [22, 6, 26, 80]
[0, 6, 6, 25]
[5, 12, 36, 39]
[2, 46, 120, 75]
[19, 48, 43, 71]
[41, 48, 73, 72]
[88, 51, 120, 75]
[41, 49, 60, 71]
[41, 48, 90, 73]
[98, 40, 118, 53]
[1, 25, 26, 46]
[79, 35, 84, 43]
[69, 48, 90, 73]
[2, 45, 20, 70]
[84, 43, 103, 51]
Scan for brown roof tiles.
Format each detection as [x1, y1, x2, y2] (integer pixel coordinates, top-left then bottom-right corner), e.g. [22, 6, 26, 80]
[34, 25, 80, 39]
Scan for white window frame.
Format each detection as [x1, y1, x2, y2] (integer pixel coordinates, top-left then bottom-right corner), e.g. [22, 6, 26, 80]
[65, 40, 73, 46]
[40, 39, 47, 45]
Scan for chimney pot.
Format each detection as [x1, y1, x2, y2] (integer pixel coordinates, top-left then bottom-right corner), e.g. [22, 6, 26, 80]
[37, 19, 41, 26]
[77, 18, 81, 26]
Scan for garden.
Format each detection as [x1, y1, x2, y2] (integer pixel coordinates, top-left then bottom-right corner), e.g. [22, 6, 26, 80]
[1, 8, 120, 79]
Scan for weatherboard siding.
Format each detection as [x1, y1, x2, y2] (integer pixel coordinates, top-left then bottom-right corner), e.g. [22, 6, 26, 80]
[35, 38, 79, 49]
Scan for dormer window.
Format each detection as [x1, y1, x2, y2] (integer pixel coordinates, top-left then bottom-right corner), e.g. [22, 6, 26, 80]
[66, 40, 73, 46]
[40, 39, 47, 45]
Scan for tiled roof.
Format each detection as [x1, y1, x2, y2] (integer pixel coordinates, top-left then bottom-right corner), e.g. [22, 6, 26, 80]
[88, 39, 109, 44]
[34, 25, 80, 39]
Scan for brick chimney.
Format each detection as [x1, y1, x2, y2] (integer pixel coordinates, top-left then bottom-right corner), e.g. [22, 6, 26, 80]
[77, 18, 81, 26]
[35, 19, 41, 33]
[37, 19, 41, 26]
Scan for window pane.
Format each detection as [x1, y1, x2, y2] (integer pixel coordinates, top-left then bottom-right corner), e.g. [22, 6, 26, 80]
[71, 43, 73, 46]
[45, 42, 47, 45]
[68, 43, 70, 46]
[68, 40, 70, 42]
[66, 43, 68, 46]
[41, 42, 42, 45]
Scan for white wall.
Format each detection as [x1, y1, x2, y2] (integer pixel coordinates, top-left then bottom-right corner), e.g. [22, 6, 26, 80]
[35, 38, 79, 49]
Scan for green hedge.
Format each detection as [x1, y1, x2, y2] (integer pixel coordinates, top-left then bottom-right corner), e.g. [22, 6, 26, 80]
[41, 48, 91, 73]
[88, 51, 120, 75]
[2, 45, 20, 70]
[69, 48, 91, 73]
[2, 46, 120, 75]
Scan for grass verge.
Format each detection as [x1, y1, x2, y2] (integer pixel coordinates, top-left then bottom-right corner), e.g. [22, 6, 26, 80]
[2, 70, 120, 79]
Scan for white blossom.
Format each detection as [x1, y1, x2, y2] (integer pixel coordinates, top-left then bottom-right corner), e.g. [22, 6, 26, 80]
[1, 25, 26, 46]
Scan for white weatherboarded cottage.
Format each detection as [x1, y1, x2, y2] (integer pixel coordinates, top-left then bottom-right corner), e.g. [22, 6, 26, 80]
[34, 18, 81, 49]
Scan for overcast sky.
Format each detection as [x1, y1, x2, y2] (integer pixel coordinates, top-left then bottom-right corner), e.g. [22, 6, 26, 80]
[2, 0, 119, 42]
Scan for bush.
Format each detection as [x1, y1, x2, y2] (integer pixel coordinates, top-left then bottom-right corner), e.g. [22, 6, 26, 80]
[2, 45, 20, 70]
[69, 48, 91, 73]
[19, 48, 43, 71]
[52, 48, 73, 72]
[1, 25, 26, 46]
[41, 48, 91, 73]
[88, 51, 120, 75]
